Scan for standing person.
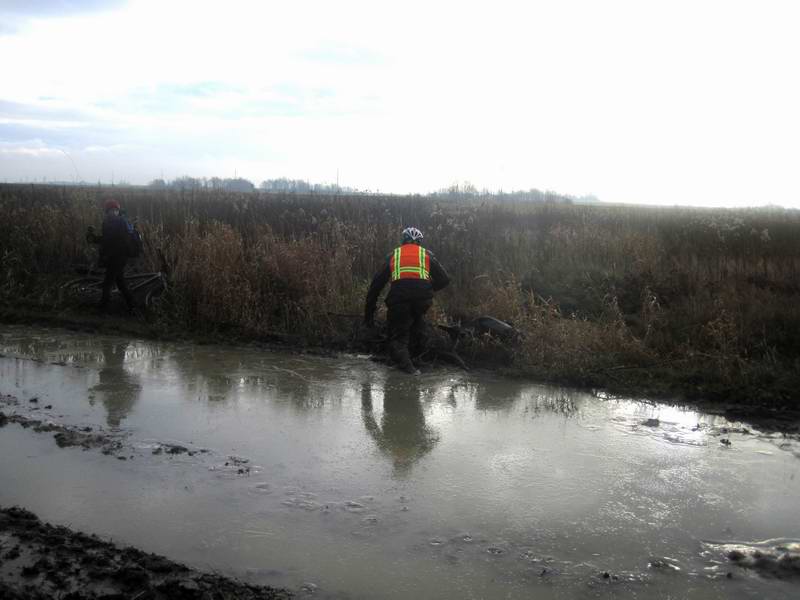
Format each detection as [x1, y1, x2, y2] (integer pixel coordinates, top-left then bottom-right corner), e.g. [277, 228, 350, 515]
[87, 199, 136, 314]
[364, 227, 450, 374]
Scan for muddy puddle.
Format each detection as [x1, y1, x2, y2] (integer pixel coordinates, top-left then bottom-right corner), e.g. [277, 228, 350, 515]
[1, 324, 798, 599]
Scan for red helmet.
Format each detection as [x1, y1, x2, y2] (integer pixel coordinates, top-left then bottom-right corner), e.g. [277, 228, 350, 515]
[104, 199, 120, 211]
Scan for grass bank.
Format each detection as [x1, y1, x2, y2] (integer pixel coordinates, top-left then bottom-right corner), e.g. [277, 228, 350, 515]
[2, 183, 799, 410]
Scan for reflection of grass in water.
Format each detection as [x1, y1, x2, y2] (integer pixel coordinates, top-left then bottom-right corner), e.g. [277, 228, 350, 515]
[2, 184, 799, 406]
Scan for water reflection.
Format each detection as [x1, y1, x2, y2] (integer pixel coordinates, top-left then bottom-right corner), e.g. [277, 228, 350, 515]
[452, 379, 582, 418]
[361, 376, 440, 477]
[89, 341, 142, 428]
[525, 389, 581, 417]
[162, 345, 334, 409]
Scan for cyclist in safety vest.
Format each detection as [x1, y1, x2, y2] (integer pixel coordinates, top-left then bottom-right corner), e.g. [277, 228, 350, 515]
[364, 227, 450, 374]
[86, 199, 136, 314]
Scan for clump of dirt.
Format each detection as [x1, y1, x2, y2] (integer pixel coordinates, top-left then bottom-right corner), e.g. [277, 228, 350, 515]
[722, 407, 800, 434]
[727, 547, 800, 579]
[0, 505, 293, 599]
[3, 394, 249, 476]
[0, 394, 19, 406]
[225, 456, 252, 475]
[152, 443, 209, 456]
[1, 412, 123, 455]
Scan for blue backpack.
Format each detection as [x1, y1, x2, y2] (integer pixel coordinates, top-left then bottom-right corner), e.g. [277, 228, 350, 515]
[122, 216, 143, 258]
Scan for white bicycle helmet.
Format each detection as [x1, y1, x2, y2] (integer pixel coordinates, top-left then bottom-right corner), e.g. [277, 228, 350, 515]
[402, 227, 424, 243]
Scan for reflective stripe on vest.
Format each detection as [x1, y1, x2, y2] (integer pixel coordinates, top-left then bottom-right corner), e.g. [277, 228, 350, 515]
[390, 244, 431, 281]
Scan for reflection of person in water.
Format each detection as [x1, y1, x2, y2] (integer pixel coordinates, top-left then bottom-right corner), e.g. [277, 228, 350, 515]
[90, 341, 141, 428]
[361, 377, 440, 476]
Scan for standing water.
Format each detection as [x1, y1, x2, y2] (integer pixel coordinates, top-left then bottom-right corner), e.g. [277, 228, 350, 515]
[0, 324, 798, 599]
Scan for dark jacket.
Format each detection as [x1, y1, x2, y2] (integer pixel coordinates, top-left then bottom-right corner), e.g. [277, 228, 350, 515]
[90, 214, 130, 261]
[364, 243, 450, 323]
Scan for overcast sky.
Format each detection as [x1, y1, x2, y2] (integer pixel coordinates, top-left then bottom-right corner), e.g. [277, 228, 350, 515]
[1, 0, 798, 206]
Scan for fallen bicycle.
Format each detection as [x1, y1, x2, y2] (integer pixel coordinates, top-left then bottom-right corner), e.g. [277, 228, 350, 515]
[59, 268, 168, 309]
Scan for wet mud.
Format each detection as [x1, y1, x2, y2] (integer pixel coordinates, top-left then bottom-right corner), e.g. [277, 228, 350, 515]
[0, 394, 249, 472]
[0, 506, 292, 599]
[1, 393, 122, 455]
[0, 408, 123, 455]
[698, 539, 800, 581]
[727, 548, 800, 579]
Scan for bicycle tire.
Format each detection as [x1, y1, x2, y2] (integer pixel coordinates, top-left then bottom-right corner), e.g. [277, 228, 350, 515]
[137, 276, 167, 308]
[128, 275, 160, 293]
[59, 276, 104, 302]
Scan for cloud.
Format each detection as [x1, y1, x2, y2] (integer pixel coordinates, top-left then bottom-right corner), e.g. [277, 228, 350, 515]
[158, 81, 244, 99]
[0, 140, 62, 157]
[0, 98, 89, 122]
[0, 0, 127, 18]
[0, 122, 89, 146]
[0, 0, 128, 38]
[0, 97, 127, 152]
[88, 82, 374, 120]
[299, 42, 385, 66]
[0, 22, 19, 36]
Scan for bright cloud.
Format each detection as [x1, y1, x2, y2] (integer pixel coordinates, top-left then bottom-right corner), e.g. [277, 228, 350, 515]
[0, 0, 799, 206]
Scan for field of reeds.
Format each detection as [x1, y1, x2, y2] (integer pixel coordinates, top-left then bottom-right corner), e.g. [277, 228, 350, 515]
[1, 183, 799, 408]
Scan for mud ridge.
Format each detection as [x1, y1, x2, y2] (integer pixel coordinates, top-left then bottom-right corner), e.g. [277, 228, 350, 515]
[0, 396, 248, 472]
[0, 402, 123, 455]
[0, 505, 292, 599]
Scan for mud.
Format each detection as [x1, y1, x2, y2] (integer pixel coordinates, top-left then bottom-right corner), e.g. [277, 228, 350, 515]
[727, 548, 800, 579]
[0, 397, 123, 455]
[0, 506, 292, 599]
[698, 539, 800, 581]
[720, 406, 800, 435]
[0, 395, 241, 467]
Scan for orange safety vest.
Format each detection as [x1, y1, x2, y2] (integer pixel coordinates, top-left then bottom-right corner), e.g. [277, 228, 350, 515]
[390, 244, 431, 281]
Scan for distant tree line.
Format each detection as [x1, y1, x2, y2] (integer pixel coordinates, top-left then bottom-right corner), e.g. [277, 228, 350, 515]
[433, 180, 594, 204]
[146, 176, 591, 204]
[148, 176, 255, 192]
[259, 178, 357, 194]
[148, 176, 356, 194]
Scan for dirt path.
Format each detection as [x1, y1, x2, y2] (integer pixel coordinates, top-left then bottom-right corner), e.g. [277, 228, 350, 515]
[0, 506, 293, 600]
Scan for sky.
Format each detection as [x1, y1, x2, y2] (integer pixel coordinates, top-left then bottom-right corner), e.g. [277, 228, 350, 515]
[1, 0, 798, 207]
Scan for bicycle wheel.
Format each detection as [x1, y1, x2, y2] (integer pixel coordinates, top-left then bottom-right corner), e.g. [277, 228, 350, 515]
[139, 275, 167, 308]
[59, 276, 104, 303]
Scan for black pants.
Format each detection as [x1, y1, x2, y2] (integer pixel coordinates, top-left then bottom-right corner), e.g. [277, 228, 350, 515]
[387, 298, 432, 370]
[100, 256, 134, 311]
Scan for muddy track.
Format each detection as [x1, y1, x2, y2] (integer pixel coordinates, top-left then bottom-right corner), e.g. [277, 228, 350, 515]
[0, 506, 292, 599]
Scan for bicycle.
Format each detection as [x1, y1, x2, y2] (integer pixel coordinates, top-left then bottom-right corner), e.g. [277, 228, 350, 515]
[60, 268, 168, 309]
